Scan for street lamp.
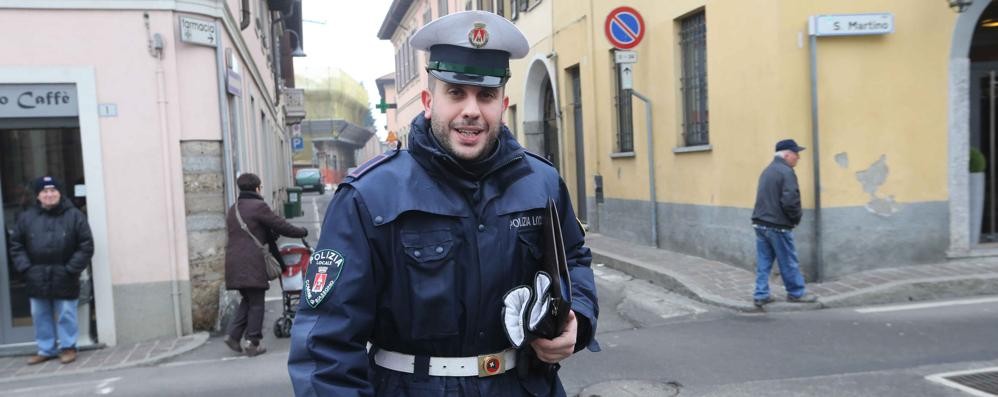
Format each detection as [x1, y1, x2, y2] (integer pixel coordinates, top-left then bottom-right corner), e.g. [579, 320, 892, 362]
[286, 29, 306, 57]
[948, 0, 973, 13]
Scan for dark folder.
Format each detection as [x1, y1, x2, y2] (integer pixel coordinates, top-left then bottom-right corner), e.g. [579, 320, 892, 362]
[533, 198, 572, 339]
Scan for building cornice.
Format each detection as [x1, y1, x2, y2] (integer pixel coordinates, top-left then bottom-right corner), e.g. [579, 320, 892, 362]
[0, 0, 282, 124]
[378, 0, 414, 40]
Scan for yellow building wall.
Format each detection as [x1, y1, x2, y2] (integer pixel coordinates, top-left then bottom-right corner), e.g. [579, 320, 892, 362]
[553, 0, 954, 210]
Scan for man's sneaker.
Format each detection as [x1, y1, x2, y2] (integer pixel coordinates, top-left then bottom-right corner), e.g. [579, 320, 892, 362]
[223, 336, 243, 353]
[59, 349, 77, 364]
[753, 297, 775, 308]
[787, 293, 819, 303]
[26, 354, 54, 365]
[245, 341, 266, 357]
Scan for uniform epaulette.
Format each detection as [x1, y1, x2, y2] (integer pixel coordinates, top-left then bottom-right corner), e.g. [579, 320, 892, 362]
[347, 141, 402, 180]
[523, 150, 554, 167]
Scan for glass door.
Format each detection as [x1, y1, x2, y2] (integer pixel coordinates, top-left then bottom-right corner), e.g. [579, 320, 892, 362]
[0, 120, 88, 345]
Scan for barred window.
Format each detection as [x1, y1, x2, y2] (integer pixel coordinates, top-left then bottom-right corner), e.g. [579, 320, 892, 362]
[680, 11, 708, 146]
[438, 0, 448, 16]
[614, 52, 633, 153]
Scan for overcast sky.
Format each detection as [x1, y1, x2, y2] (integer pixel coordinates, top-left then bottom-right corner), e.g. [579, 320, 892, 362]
[294, 0, 395, 139]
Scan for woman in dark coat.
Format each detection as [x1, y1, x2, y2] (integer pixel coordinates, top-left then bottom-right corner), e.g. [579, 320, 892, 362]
[223, 173, 307, 356]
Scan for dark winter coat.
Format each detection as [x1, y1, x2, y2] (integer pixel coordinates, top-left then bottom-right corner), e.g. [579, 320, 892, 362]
[224, 191, 308, 290]
[9, 198, 94, 299]
[751, 157, 803, 229]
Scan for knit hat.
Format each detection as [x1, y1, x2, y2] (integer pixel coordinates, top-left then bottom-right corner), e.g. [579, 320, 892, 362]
[33, 176, 60, 194]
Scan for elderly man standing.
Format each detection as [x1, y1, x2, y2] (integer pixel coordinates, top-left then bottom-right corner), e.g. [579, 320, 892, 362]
[751, 139, 818, 308]
[288, 10, 599, 397]
[10, 176, 94, 365]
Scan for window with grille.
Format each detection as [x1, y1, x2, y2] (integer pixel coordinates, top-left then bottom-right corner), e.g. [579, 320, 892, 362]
[614, 51, 633, 153]
[438, 0, 448, 17]
[680, 11, 708, 146]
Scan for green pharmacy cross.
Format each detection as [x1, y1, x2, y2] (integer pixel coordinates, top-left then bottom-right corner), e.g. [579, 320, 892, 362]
[376, 97, 397, 114]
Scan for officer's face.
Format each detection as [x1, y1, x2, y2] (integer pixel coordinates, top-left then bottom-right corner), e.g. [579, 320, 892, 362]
[37, 187, 60, 209]
[422, 80, 509, 161]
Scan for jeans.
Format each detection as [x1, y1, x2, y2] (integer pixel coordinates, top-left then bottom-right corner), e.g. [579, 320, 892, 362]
[29, 298, 79, 357]
[227, 288, 266, 343]
[753, 226, 807, 300]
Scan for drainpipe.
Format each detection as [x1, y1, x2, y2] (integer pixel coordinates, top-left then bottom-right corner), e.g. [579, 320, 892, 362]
[808, 30, 824, 281]
[629, 90, 657, 247]
[147, 13, 184, 338]
[216, 24, 235, 208]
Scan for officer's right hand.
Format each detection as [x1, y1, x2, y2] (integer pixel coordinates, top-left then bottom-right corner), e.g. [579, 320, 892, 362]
[530, 310, 578, 364]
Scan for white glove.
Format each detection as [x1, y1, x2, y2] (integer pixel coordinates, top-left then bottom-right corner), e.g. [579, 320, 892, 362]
[502, 271, 555, 348]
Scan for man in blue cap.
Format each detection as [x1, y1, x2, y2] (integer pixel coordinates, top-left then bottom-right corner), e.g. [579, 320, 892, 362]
[288, 10, 599, 396]
[751, 139, 818, 308]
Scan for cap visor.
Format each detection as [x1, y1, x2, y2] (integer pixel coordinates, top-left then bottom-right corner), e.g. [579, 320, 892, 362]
[430, 70, 504, 88]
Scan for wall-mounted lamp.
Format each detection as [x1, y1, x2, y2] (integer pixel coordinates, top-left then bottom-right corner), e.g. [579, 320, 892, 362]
[949, 0, 974, 13]
[286, 30, 306, 57]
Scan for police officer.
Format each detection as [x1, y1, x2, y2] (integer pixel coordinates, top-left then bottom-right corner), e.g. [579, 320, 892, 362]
[288, 10, 599, 396]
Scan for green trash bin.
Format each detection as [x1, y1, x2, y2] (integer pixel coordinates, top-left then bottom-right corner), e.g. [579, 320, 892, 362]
[284, 187, 303, 218]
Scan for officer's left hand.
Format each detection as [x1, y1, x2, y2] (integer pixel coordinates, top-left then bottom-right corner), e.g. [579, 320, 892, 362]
[530, 310, 577, 364]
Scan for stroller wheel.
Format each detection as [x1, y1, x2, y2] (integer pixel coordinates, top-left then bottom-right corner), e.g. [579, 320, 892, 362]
[274, 317, 292, 338]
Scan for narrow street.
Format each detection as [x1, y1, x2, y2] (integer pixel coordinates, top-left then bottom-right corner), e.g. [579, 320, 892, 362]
[1, 192, 996, 396]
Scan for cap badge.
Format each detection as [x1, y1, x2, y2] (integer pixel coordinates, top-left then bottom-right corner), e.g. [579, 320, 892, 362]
[469, 22, 489, 48]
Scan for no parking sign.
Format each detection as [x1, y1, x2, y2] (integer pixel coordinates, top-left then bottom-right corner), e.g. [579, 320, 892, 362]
[605, 7, 645, 49]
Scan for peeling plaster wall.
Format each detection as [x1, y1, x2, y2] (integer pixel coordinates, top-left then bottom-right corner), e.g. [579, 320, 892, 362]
[594, 197, 947, 281]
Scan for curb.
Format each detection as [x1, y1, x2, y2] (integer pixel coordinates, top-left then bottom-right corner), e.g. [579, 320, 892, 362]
[591, 248, 758, 313]
[593, 247, 998, 312]
[0, 332, 210, 384]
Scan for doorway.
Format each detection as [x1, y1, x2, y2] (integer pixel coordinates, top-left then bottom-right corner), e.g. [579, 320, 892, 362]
[568, 66, 587, 222]
[0, 119, 94, 346]
[969, 2, 998, 246]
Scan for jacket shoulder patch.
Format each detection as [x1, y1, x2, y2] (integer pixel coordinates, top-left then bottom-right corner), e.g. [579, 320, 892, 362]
[524, 150, 554, 167]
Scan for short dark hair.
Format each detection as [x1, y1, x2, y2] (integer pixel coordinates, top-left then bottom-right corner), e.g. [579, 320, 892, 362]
[236, 173, 261, 192]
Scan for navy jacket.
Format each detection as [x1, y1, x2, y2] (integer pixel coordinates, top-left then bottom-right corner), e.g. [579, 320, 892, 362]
[288, 113, 599, 396]
[751, 157, 802, 229]
[9, 197, 93, 299]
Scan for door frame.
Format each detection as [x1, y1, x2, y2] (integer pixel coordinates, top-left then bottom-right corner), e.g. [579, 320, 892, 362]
[0, 67, 116, 346]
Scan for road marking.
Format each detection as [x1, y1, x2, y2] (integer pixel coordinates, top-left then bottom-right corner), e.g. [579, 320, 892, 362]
[312, 195, 321, 240]
[160, 356, 247, 368]
[265, 296, 283, 302]
[6, 377, 122, 395]
[855, 296, 998, 313]
[926, 366, 998, 397]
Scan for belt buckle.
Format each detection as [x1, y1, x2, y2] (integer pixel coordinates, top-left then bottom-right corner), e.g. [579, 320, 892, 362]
[477, 353, 505, 377]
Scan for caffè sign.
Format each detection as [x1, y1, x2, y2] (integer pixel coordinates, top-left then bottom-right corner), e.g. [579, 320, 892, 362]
[0, 84, 78, 118]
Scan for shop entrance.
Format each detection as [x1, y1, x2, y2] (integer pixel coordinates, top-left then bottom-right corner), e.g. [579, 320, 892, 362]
[0, 117, 95, 346]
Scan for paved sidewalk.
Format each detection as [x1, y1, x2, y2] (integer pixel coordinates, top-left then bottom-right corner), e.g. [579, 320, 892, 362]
[0, 332, 208, 383]
[587, 233, 998, 312]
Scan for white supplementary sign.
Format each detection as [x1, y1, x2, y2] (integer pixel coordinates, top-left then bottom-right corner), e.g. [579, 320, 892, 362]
[615, 50, 638, 64]
[179, 16, 217, 47]
[810, 13, 893, 37]
[619, 63, 634, 90]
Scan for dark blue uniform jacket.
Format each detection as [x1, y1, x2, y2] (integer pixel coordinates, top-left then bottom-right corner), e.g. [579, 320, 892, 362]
[288, 113, 599, 396]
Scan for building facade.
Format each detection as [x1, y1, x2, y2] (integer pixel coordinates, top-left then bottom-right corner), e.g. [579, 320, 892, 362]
[0, 0, 305, 348]
[382, 0, 998, 282]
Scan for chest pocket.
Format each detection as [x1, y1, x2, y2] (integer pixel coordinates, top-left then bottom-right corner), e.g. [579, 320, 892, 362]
[401, 228, 461, 340]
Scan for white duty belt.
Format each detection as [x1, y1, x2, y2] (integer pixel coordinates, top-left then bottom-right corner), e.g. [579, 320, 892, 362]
[373, 347, 517, 377]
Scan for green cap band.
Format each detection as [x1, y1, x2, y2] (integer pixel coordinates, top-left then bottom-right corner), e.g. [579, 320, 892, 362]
[426, 61, 511, 78]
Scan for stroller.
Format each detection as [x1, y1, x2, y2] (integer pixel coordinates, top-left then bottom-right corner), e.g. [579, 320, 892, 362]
[274, 238, 312, 338]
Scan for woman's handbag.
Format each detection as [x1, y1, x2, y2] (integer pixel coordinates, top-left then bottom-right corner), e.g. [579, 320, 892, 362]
[234, 204, 282, 281]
